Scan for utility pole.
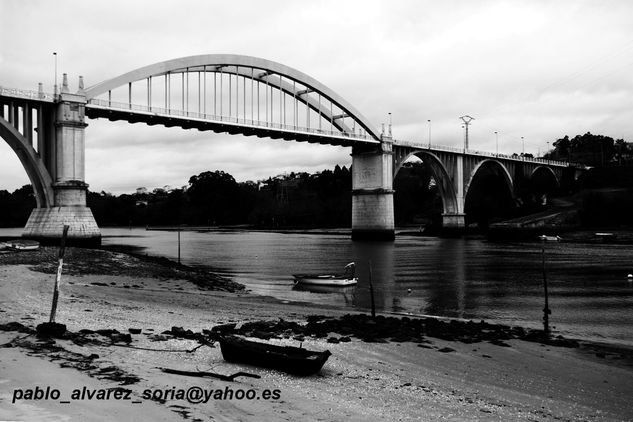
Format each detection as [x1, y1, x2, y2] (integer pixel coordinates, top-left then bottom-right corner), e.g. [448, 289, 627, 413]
[459, 115, 474, 150]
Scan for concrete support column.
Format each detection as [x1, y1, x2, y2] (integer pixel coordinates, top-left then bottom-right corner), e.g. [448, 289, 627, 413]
[442, 155, 466, 231]
[441, 213, 466, 229]
[23, 75, 101, 246]
[351, 136, 395, 241]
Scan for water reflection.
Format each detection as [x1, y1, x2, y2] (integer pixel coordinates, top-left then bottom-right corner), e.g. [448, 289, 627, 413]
[292, 284, 356, 305]
[351, 241, 394, 312]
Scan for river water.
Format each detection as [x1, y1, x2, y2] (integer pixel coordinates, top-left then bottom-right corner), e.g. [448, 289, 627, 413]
[3, 227, 632, 346]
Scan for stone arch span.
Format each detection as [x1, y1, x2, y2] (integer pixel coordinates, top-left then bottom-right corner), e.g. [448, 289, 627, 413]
[464, 159, 514, 201]
[0, 118, 53, 208]
[464, 159, 515, 225]
[531, 165, 560, 190]
[393, 151, 459, 215]
[85, 54, 381, 141]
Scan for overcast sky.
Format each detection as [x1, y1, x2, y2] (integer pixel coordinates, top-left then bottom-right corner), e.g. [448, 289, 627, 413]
[1, 0, 632, 194]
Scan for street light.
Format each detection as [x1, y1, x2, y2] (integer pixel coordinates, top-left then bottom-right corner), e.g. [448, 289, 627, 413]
[521, 136, 525, 158]
[53, 52, 58, 96]
[494, 131, 498, 156]
[427, 119, 431, 148]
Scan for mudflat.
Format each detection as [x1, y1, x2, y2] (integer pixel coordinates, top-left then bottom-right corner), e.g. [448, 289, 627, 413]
[0, 247, 632, 421]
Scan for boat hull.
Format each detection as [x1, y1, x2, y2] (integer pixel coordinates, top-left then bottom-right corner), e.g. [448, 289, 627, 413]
[293, 283, 357, 294]
[3, 239, 40, 251]
[218, 335, 331, 376]
[293, 275, 358, 287]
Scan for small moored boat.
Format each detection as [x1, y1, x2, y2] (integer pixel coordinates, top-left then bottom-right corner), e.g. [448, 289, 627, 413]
[538, 235, 561, 242]
[218, 335, 331, 376]
[293, 262, 357, 287]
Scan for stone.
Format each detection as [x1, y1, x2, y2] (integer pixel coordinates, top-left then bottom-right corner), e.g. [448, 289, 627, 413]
[36, 322, 67, 338]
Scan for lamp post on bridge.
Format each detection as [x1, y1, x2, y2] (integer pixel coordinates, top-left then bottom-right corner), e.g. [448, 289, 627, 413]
[494, 131, 498, 157]
[521, 136, 525, 160]
[53, 52, 58, 97]
[428, 119, 431, 148]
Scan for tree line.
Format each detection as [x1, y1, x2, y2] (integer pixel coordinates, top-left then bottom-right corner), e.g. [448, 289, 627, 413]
[0, 133, 630, 229]
[544, 132, 631, 167]
[0, 163, 439, 229]
[89, 165, 355, 228]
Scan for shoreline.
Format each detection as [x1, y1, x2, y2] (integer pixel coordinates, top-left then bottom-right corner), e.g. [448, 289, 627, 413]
[139, 224, 633, 244]
[104, 237, 633, 349]
[6, 241, 631, 349]
[1, 246, 633, 421]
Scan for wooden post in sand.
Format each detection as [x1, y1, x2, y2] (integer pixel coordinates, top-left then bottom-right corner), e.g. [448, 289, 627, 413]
[368, 260, 376, 319]
[539, 235, 552, 337]
[49, 225, 69, 323]
[177, 226, 181, 265]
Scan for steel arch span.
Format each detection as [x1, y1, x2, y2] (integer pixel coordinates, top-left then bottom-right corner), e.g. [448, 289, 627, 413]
[84, 54, 381, 145]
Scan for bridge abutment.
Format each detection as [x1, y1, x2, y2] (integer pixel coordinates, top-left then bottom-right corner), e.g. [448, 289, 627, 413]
[351, 137, 395, 241]
[23, 76, 100, 246]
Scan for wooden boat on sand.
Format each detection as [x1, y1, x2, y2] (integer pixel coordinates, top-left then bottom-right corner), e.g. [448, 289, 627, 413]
[218, 335, 331, 376]
[1, 239, 40, 251]
[293, 262, 357, 287]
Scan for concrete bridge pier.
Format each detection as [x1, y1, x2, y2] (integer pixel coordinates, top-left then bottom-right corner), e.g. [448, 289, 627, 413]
[351, 136, 395, 241]
[441, 155, 466, 231]
[442, 213, 467, 231]
[23, 75, 101, 246]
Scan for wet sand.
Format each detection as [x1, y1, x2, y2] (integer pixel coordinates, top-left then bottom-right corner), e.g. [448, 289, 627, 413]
[1, 247, 632, 421]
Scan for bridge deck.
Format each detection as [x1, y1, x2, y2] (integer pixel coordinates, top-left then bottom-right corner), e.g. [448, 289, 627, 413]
[85, 100, 379, 147]
[1, 88, 572, 167]
[393, 140, 571, 167]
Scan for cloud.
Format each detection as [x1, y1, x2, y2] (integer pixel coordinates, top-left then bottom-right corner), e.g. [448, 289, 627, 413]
[2, 0, 633, 193]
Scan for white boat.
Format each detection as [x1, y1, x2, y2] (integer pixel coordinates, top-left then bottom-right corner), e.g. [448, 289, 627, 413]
[538, 235, 561, 242]
[293, 262, 358, 287]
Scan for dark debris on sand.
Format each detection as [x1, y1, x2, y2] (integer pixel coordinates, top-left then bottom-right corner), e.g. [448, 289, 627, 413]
[208, 313, 581, 349]
[0, 322, 140, 385]
[0, 246, 244, 292]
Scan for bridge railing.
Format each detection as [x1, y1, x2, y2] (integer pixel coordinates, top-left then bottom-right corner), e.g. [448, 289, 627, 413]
[394, 139, 571, 167]
[87, 98, 379, 143]
[0, 86, 55, 102]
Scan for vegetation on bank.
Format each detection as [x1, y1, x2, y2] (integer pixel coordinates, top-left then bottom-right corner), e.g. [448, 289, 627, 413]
[0, 133, 631, 230]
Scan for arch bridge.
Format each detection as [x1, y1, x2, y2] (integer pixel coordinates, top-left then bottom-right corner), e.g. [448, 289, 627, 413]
[0, 54, 575, 244]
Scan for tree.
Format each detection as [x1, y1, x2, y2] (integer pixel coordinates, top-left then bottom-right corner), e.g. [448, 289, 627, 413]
[187, 170, 241, 225]
[549, 132, 618, 166]
[0, 185, 36, 227]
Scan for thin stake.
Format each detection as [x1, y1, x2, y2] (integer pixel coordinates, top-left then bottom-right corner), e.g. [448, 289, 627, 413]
[49, 225, 69, 323]
[177, 226, 181, 265]
[541, 238, 550, 336]
[368, 260, 376, 319]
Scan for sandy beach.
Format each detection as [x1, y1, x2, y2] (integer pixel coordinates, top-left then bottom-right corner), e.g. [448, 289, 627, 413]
[1, 247, 632, 421]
